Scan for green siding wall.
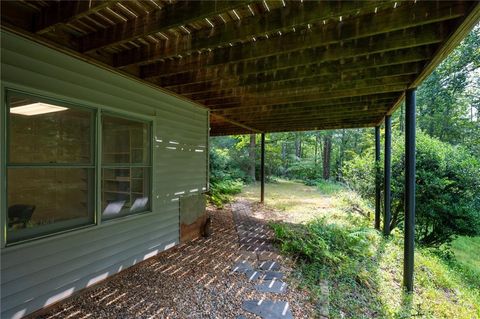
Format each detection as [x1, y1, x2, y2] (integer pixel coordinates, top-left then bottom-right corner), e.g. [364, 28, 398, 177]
[0, 30, 208, 319]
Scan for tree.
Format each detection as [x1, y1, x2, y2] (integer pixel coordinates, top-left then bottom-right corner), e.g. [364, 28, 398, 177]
[249, 134, 256, 182]
[322, 133, 332, 180]
[343, 132, 480, 247]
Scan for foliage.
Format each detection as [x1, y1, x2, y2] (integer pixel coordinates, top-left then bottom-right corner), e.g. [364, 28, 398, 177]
[267, 181, 480, 318]
[449, 236, 480, 288]
[343, 132, 480, 247]
[208, 144, 244, 207]
[272, 218, 378, 269]
[415, 24, 480, 152]
[316, 180, 346, 195]
[208, 179, 243, 207]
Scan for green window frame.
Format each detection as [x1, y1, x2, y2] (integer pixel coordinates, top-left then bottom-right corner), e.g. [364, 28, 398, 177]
[2, 89, 154, 245]
[5, 90, 97, 243]
[100, 113, 152, 220]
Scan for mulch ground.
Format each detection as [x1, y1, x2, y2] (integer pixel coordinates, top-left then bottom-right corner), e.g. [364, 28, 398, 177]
[30, 201, 316, 319]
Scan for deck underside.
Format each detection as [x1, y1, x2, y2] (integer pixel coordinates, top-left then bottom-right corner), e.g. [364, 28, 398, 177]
[2, 0, 479, 135]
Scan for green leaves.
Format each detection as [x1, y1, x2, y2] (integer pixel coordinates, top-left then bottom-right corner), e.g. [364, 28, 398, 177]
[343, 131, 480, 247]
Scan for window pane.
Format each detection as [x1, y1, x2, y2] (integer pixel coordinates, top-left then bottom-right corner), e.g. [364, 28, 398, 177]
[102, 115, 150, 165]
[8, 95, 93, 164]
[102, 168, 150, 219]
[7, 168, 95, 242]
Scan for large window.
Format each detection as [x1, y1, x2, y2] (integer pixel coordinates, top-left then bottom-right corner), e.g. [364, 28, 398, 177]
[5, 92, 153, 244]
[6, 93, 95, 243]
[101, 115, 151, 219]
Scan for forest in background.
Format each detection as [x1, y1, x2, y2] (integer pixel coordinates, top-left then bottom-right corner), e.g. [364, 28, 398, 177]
[210, 24, 479, 249]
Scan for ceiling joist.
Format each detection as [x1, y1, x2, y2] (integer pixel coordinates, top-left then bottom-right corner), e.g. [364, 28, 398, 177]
[1, 0, 477, 135]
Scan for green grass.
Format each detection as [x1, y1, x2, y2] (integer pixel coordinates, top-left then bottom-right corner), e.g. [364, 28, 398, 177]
[451, 236, 480, 276]
[247, 180, 480, 319]
[316, 180, 346, 195]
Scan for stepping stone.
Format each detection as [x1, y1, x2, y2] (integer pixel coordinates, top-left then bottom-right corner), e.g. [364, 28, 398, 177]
[259, 260, 281, 271]
[316, 280, 330, 318]
[232, 260, 254, 274]
[239, 250, 258, 261]
[263, 271, 284, 280]
[245, 269, 262, 281]
[258, 251, 281, 261]
[242, 300, 293, 319]
[255, 278, 288, 294]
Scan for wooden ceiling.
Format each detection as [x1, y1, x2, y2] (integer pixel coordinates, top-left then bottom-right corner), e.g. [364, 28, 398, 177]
[1, 0, 479, 135]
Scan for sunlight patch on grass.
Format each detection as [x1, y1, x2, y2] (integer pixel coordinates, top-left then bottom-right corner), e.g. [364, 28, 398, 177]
[255, 180, 480, 319]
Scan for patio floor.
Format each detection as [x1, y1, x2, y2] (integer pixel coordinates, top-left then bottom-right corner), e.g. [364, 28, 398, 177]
[30, 200, 316, 319]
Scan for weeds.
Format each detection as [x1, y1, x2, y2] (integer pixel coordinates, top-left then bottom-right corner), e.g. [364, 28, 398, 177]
[267, 181, 480, 318]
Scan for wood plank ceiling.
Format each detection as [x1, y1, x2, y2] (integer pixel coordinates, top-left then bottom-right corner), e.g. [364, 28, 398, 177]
[1, 0, 479, 135]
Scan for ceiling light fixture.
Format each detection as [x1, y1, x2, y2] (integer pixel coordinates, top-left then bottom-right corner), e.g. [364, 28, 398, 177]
[10, 103, 68, 116]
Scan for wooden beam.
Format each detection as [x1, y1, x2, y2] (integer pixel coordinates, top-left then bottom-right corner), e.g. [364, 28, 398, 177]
[215, 98, 397, 118]
[151, 46, 432, 92]
[141, 2, 463, 77]
[210, 113, 261, 133]
[385, 2, 480, 117]
[162, 54, 429, 94]
[33, 1, 115, 34]
[207, 84, 406, 110]
[226, 104, 392, 122]
[143, 25, 442, 84]
[203, 78, 411, 107]
[210, 121, 376, 136]
[237, 112, 387, 126]
[114, 1, 392, 67]
[181, 66, 420, 100]
[253, 117, 381, 130]
[0, 1, 37, 31]
[410, 2, 480, 89]
[80, 1, 251, 53]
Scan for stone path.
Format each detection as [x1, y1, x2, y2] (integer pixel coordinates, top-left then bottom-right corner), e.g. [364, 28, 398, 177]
[231, 200, 294, 319]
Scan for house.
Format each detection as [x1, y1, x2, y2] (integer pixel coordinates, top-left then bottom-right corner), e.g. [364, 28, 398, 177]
[0, 1, 478, 318]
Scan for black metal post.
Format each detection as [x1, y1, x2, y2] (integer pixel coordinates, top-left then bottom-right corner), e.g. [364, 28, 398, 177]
[383, 115, 392, 236]
[375, 126, 381, 230]
[404, 89, 416, 292]
[260, 133, 265, 203]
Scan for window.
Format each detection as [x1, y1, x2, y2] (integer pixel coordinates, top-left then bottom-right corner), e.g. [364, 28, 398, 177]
[4, 91, 153, 244]
[6, 93, 95, 243]
[101, 115, 151, 219]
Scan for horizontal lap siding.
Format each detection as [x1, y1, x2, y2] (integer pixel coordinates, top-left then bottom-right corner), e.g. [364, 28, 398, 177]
[0, 31, 208, 319]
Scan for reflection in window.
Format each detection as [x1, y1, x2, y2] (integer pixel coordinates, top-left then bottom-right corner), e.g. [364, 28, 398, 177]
[7, 93, 95, 243]
[102, 115, 151, 219]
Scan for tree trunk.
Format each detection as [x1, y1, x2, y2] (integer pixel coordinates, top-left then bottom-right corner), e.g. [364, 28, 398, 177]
[249, 134, 256, 182]
[294, 133, 302, 159]
[314, 133, 320, 165]
[400, 103, 405, 133]
[322, 134, 332, 180]
[337, 130, 346, 180]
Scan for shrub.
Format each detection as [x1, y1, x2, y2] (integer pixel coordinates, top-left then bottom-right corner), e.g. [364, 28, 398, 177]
[343, 131, 480, 247]
[208, 179, 243, 207]
[285, 160, 322, 182]
[271, 218, 379, 273]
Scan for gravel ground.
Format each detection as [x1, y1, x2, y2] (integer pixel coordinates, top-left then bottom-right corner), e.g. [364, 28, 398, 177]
[30, 202, 316, 319]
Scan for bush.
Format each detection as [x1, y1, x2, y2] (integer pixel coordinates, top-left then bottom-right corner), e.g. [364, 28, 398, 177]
[208, 179, 243, 207]
[343, 131, 480, 247]
[285, 160, 322, 182]
[271, 218, 379, 273]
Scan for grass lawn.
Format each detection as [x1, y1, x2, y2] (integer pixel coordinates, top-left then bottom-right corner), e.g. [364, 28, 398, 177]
[240, 179, 480, 319]
[451, 236, 480, 279]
